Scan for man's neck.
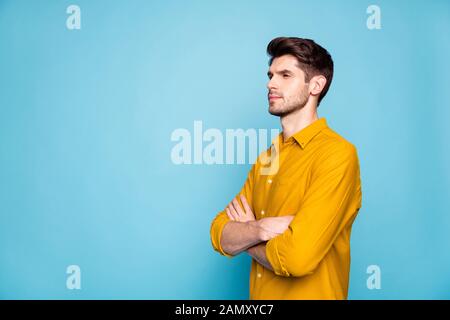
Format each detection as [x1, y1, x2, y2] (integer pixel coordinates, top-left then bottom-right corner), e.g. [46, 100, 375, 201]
[280, 103, 319, 141]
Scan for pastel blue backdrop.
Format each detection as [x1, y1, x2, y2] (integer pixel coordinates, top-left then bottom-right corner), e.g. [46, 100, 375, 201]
[1, 0, 449, 299]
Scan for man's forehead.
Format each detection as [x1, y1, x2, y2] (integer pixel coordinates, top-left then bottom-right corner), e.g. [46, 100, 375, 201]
[268, 55, 302, 73]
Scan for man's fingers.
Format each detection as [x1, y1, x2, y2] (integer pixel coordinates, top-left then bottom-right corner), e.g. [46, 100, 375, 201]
[225, 207, 231, 220]
[231, 198, 245, 217]
[226, 205, 238, 221]
[228, 203, 240, 220]
[226, 207, 236, 221]
[240, 195, 252, 214]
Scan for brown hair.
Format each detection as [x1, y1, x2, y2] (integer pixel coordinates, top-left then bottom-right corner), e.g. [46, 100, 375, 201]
[267, 37, 334, 105]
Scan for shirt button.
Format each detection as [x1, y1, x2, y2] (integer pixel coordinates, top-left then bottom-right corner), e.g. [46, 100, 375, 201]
[261, 210, 265, 216]
[268, 179, 272, 184]
[257, 273, 262, 278]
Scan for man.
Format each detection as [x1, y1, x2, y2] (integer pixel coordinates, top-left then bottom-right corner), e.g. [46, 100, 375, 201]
[210, 37, 362, 299]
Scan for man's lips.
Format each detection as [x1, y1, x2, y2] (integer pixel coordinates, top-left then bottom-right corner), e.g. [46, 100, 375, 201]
[268, 94, 282, 101]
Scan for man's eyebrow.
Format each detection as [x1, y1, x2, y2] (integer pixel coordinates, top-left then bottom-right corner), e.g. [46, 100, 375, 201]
[267, 69, 295, 76]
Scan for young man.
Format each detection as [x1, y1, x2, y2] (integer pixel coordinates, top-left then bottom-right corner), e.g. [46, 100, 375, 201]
[210, 37, 362, 299]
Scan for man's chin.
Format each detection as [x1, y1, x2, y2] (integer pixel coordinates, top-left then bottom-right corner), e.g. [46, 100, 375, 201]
[268, 106, 284, 117]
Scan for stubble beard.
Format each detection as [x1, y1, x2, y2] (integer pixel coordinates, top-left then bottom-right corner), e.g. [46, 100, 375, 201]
[268, 91, 309, 117]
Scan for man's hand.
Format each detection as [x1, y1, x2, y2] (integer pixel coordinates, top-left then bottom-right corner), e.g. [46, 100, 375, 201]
[226, 195, 294, 241]
[257, 215, 295, 241]
[220, 196, 295, 257]
[226, 195, 255, 223]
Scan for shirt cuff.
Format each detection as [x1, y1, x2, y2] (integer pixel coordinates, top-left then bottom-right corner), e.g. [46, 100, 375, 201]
[210, 211, 233, 258]
[266, 237, 290, 276]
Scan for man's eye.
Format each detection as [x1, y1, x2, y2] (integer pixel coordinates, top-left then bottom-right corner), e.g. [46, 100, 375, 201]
[283, 74, 290, 78]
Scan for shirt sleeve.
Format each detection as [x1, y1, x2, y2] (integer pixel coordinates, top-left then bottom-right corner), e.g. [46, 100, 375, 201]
[210, 163, 257, 258]
[266, 142, 362, 277]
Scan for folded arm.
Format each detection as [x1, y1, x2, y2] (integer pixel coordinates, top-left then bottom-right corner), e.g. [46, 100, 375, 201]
[246, 243, 272, 271]
[212, 194, 294, 262]
[220, 220, 263, 256]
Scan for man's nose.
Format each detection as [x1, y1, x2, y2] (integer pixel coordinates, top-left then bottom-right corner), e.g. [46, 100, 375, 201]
[267, 78, 277, 91]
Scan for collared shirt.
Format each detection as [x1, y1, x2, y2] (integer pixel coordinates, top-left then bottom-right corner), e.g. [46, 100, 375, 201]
[210, 118, 362, 300]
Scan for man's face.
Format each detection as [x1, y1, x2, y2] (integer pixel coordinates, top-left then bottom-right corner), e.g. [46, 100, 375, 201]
[267, 55, 310, 117]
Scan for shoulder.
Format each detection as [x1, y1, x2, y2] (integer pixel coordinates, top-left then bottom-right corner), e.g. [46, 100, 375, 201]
[317, 126, 357, 154]
[312, 127, 359, 170]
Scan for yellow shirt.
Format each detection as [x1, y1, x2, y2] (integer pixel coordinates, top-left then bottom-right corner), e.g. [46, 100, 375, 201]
[210, 118, 362, 300]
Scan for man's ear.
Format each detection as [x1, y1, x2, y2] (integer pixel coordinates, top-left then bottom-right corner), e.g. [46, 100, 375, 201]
[309, 75, 327, 97]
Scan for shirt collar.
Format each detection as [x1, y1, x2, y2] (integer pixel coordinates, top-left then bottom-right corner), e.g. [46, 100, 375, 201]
[292, 117, 328, 149]
[271, 118, 328, 151]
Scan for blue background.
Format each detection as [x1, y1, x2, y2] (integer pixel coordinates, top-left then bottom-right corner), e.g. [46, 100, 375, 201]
[1, 0, 449, 299]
